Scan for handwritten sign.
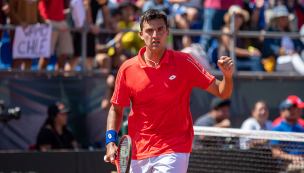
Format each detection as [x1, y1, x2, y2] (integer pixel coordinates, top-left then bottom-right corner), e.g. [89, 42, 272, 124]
[13, 24, 52, 59]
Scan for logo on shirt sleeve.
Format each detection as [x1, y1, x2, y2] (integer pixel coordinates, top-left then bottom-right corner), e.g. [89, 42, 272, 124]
[169, 75, 176, 80]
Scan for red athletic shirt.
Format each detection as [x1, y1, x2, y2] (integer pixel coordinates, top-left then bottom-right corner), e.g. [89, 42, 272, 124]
[39, 0, 65, 21]
[273, 116, 304, 128]
[111, 47, 215, 160]
[204, 0, 243, 10]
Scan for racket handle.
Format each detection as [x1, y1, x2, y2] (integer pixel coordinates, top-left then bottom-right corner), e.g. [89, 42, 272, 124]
[115, 160, 121, 173]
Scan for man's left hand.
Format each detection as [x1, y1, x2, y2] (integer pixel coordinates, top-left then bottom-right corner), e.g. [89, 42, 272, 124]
[218, 56, 234, 77]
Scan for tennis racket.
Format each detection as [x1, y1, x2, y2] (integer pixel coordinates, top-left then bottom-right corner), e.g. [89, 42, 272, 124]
[115, 135, 132, 173]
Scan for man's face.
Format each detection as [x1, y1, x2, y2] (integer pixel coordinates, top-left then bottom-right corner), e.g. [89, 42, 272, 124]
[121, 5, 134, 21]
[139, 18, 169, 52]
[213, 105, 230, 121]
[282, 105, 298, 122]
[252, 102, 269, 124]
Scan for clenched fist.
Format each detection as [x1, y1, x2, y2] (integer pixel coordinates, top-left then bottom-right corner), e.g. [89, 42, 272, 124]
[218, 56, 234, 77]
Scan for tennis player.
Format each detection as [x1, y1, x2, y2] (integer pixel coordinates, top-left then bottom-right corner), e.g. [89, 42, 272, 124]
[104, 9, 234, 173]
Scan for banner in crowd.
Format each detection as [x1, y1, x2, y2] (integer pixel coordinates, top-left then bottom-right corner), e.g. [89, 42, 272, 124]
[13, 24, 52, 59]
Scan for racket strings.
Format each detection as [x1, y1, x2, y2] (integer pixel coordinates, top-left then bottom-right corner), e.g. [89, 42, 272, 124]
[118, 138, 131, 173]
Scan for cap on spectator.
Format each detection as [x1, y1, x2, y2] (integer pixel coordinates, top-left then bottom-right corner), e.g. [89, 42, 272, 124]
[48, 101, 70, 116]
[109, 7, 120, 16]
[210, 97, 231, 110]
[270, 5, 294, 21]
[119, 0, 138, 11]
[286, 95, 304, 108]
[224, 5, 250, 23]
[279, 99, 295, 110]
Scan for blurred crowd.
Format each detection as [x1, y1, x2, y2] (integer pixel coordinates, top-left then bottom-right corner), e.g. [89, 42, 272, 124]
[0, 0, 303, 74]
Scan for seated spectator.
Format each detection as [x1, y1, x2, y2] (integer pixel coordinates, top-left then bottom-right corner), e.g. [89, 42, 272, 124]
[194, 98, 231, 128]
[263, 5, 304, 73]
[276, 0, 304, 30]
[169, 5, 191, 51]
[273, 95, 304, 128]
[36, 102, 77, 151]
[200, 0, 244, 52]
[193, 98, 231, 148]
[240, 101, 273, 149]
[8, 0, 45, 70]
[38, 0, 74, 70]
[142, 0, 170, 15]
[218, 5, 263, 71]
[271, 99, 304, 172]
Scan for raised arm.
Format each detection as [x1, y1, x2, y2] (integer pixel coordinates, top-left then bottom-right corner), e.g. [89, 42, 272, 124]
[104, 104, 124, 165]
[205, 56, 233, 99]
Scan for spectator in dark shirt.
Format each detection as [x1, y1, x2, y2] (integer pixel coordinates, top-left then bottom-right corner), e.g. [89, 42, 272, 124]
[194, 97, 231, 128]
[36, 102, 77, 151]
[193, 98, 231, 148]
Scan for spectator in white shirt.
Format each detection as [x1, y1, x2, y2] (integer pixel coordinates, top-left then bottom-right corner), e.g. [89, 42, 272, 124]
[240, 101, 274, 149]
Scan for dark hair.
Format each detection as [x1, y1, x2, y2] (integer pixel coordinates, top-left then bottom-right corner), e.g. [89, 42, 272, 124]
[40, 111, 67, 132]
[139, 9, 167, 31]
[214, 102, 230, 110]
[252, 100, 268, 111]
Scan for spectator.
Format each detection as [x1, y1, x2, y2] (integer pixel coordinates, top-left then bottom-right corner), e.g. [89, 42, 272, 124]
[271, 99, 304, 172]
[240, 101, 273, 149]
[194, 98, 231, 128]
[8, 0, 45, 69]
[200, 0, 243, 51]
[193, 98, 231, 148]
[276, 0, 304, 30]
[65, 0, 116, 71]
[96, 1, 144, 110]
[38, 0, 74, 70]
[273, 95, 304, 128]
[36, 102, 77, 151]
[263, 5, 304, 74]
[142, 0, 170, 15]
[166, 0, 202, 24]
[250, 0, 268, 31]
[169, 5, 191, 51]
[218, 5, 264, 71]
[117, 0, 144, 55]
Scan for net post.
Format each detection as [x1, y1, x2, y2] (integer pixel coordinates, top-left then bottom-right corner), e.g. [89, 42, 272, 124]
[229, 12, 237, 74]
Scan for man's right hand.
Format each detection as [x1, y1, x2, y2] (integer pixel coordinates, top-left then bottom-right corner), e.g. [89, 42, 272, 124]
[105, 142, 118, 165]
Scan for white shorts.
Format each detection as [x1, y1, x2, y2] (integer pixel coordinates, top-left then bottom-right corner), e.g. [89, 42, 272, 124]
[130, 153, 190, 173]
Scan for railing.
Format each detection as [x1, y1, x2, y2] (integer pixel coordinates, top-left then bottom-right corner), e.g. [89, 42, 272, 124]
[0, 14, 304, 77]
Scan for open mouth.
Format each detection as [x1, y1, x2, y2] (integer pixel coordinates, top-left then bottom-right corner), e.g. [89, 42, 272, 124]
[152, 40, 160, 46]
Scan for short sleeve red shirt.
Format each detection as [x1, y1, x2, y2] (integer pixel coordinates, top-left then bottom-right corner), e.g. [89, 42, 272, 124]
[39, 0, 65, 21]
[111, 47, 215, 160]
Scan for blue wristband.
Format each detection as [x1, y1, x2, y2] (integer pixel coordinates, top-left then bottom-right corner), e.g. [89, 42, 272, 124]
[105, 130, 118, 146]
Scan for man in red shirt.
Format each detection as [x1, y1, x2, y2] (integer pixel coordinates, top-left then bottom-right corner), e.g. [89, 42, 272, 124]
[104, 9, 233, 172]
[273, 95, 304, 128]
[38, 0, 74, 70]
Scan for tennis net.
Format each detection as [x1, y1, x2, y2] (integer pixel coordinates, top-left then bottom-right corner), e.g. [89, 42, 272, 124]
[189, 126, 304, 173]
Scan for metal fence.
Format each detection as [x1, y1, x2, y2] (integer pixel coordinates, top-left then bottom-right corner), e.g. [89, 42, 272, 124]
[1, 14, 304, 76]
